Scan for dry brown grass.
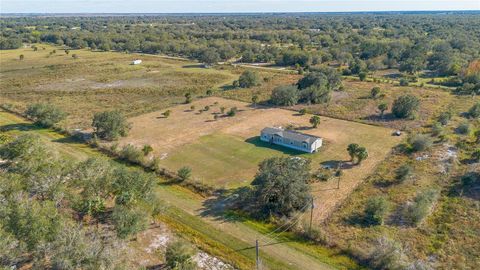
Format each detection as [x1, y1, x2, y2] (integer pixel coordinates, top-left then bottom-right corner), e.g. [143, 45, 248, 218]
[119, 97, 403, 221]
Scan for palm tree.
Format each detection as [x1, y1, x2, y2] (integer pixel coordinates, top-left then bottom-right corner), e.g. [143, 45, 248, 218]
[347, 143, 360, 162]
[356, 147, 368, 164]
[309, 115, 320, 128]
[252, 95, 258, 108]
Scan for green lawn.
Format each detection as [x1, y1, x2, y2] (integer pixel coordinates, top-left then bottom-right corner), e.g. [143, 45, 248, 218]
[159, 133, 320, 188]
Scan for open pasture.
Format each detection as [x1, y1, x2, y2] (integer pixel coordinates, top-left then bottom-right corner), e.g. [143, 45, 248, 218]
[120, 97, 403, 220]
[0, 44, 237, 129]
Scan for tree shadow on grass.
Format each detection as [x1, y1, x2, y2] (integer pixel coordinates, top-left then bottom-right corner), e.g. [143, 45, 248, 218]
[199, 186, 252, 222]
[244, 136, 307, 156]
[0, 123, 43, 132]
[360, 113, 398, 122]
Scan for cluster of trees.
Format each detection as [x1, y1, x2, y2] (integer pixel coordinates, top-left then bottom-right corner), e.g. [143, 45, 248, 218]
[270, 67, 341, 106]
[0, 134, 160, 268]
[3, 14, 479, 82]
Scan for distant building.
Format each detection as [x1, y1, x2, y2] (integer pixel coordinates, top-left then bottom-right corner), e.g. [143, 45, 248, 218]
[260, 127, 322, 153]
[131, 59, 142, 65]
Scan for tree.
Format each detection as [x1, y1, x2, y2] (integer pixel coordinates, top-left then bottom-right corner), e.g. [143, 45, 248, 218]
[364, 196, 389, 225]
[270, 85, 299, 106]
[177, 166, 191, 181]
[299, 108, 307, 115]
[297, 68, 342, 91]
[64, 49, 70, 55]
[251, 157, 311, 217]
[300, 84, 331, 104]
[468, 102, 480, 118]
[111, 205, 148, 239]
[310, 115, 320, 128]
[220, 106, 226, 114]
[19, 54, 24, 60]
[358, 72, 367, 81]
[165, 240, 196, 270]
[238, 70, 259, 88]
[392, 94, 420, 119]
[378, 102, 388, 117]
[25, 103, 67, 128]
[347, 143, 360, 161]
[356, 147, 368, 164]
[199, 48, 220, 65]
[371, 86, 381, 98]
[92, 110, 130, 141]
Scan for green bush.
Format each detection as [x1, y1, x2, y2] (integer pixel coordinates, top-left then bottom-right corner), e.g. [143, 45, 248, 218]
[364, 196, 389, 225]
[408, 134, 433, 152]
[165, 240, 196, 270]
[177, 166, 192, 181]
[238, 70, 259, 88]
[111, 205, 148, 239]
[25, 103, 67, 128]
[119, 144, 144, 164]
[270, 85, 299, 106]
[456, 122, 470, 135]
[402, 189, 439, 226]
[392, 94, 420, 119]
[395, 164, 413, 182]
[468, 102, 480, 118]
[92, 110, 130, 141]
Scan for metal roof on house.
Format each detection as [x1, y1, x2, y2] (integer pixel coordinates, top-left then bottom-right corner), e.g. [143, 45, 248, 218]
[261, 127, 321, 144]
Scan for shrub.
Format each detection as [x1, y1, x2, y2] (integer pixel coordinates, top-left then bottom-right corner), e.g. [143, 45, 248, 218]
[369, 237, 408, 270]
[399, 78, 409, 86]
[92, 110, 130, 141]
[142, 144, 153, 156]
[111, 206, 148, 239]
[408, 134, 433, 152]
[177, 166, 192, 181]
[270, 85, 299, 106]
[162, 110, 171, 118]
[461, 172, 479, 187]
[378, 102, 388, 116]
[472, 148, 480, 162]
[437, 111, 452, 125]
[119, 144, 144, 164]
[299, 108, 307, 115]
[402, 189, 439, 226]
[165, 240, 196, 270]
[431, 122, 444, 136]
[364, 196, 389, 225]
[392, 94, 420, 119]
[468, 102, 480, 118]
[25, 103, 67, 128]
[370, 86, 381, 98]
[238, 70, 259, 88]
[456, 122, 470, 135]
[395, 164, 413, 182]
[227, 107, 237, 116]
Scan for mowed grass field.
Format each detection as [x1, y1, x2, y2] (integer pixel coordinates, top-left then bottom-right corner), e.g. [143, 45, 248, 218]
[119, 97, 403, 221]
[0, 44, 237, 129]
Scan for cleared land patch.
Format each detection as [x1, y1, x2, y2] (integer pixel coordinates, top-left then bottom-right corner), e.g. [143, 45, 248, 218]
[120, 97, 403, 221]
[0, 45, 237, 129]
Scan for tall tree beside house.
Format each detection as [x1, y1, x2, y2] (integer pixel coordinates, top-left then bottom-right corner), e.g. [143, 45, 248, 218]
[251, 157, 312, 218]
[92, 110, 130, 141]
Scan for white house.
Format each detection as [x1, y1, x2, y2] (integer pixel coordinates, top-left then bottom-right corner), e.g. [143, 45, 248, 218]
[260, 127, 322, 153]
[131, 59, 142, 65]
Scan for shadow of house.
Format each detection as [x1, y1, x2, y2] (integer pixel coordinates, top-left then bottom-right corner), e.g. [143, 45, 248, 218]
[244, 136, 307, 156]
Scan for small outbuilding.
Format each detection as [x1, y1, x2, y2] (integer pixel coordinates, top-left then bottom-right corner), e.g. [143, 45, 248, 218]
[260, 127, 322, 153]
[131, 59, 142, 65]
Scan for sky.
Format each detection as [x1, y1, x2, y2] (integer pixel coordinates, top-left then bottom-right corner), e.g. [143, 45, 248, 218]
[1, 0, 479, 14]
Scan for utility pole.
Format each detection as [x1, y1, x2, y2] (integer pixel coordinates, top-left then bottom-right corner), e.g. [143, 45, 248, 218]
[255, 239, 260, 270]
[309, 197, 314, 233]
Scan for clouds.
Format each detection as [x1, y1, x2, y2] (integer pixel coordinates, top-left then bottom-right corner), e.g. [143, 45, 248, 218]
[1, 0, 478, 13]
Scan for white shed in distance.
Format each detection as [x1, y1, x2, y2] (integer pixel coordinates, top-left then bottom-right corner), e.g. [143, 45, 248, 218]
[131, 59, 142, 65]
